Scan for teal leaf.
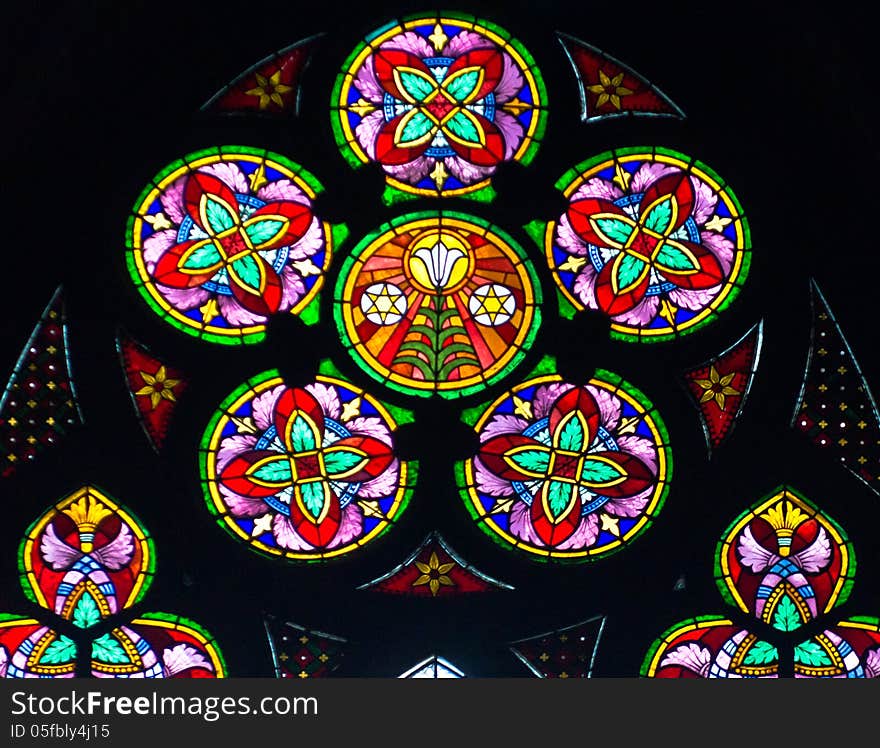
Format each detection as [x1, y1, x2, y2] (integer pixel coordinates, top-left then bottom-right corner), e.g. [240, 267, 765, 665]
[252, 458, 292, 484]
[299, 481, 328, 520]
[580, 458, 624, 484]
[72, 593, 102, 629]
[91, 634, 131, 665]
[39, 636, 77, 665]
[399, 71, 436, 101]
[444, 111, 480, 145]
[772, 595, 803, 632]
[614, 254, 645, 290]
[244, 218, 284, 247]
[231, 254, 262, 293]
[444, 70, 480, 101]
[656, 243, 698, 271]
[743, 639, 778, 666]
[181, 242, 222, 271]
[546, 480, 574, 519]
[399, 111, 435, 145]
[205, 196, 236, 233]
[323, 449, 365, 476]
[509, 449, 551, 475]
[594, 217, 634, 245]
[289, 414, 317, 452]
[556, 416, 585, 452]
[642, 197, 672, 234]
[794, 640, 833, 667]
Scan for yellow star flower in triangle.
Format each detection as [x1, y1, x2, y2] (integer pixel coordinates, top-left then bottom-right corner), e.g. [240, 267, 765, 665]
[586, 69, 634, 110]
[412, 551, 456, 596]
[693, 365, 740, 411]
[245, 70, 293, 110]
[135, 365, 181, 410]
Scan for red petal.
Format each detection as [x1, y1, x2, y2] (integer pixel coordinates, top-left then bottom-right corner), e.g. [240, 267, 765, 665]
[567, 198, 630, 246]
[445, 47, 505, 101]
[446, 112, 505, 166]
[374, 114, 432, 165]
[228, 256, 284, 316]
[548, 387, 601, 448]
[583, 450, 654, 498]
[640, 173, 695, 233]
[660, 240, 725, 290]
[219, 450, 287, 499]
[289, 487, 341, 548]
[184, 172, 240, 231]
[530, 483, 581, 547]
[373, 49, 434, 101]
[273, 387, 324, 451]
[594, 256, 650, 316]
[327, 435, 394, 482]
[153, 239, 217, 289]
[246, 200, 314, 250]
[478, 434, 546, 482]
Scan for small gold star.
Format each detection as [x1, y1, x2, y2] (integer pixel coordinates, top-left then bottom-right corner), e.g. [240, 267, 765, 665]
[837, 366, 848, 375]
[318, 653, 329, 663]
[299, 635, 309, 645]
[7, 417, 17, 427]
[858, 421, 867, 429]
[839, 403, 848, 412]
[817, 348, 828, 356]
[45, 416, 55, 426]
[135, 365, 181, 410]
[244, 70, 292, 109]
[839, 438, 848, 447]
[46, 382, 57, 391]
[279, 653, 289, 661]
[858, 456, 868, 464]
[539, 653, 550, 662]
[297, 672, 309, 679]
[26, 400, 37, 408]
[818, 384, 828, 392]
[46, 346, 57, 355]
[818, 420, 828, 429]
[413, 551, 456, 596]
[586, 70, 633, 109]
[26, 436, 37, 445]
[693, 365, 740, 411]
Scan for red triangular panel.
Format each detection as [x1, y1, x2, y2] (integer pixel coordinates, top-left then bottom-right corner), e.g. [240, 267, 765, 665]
[357, 532, 513, 597]
[0, 286, 82, 477]
[557, 32, 684, 122]
[510, 616, 606, 678]
[201, 35, 323, 116]
[117, 330, 188, 451]
[683, 321, 763, 454]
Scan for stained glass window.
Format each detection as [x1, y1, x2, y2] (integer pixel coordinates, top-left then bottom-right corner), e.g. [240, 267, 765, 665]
[5, 2, 877, 688]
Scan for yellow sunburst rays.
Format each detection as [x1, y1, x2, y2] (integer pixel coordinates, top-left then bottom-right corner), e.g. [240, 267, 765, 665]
[412, 551, 456, 596]
[693, 365, 740, 411]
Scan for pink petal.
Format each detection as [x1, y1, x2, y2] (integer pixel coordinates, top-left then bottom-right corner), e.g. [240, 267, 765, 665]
[533, 383, 576, 419]
[700, 230, 735, 275]
[585, 385, 622, 431]
[444, 155, 494, 186]
[556, 512, 599, 550]
[217, 293, 268, 327]
[631, 162, 681, 193]
[198, 161, 249, 194]
[157, 284, 210, 311]
[160, 176, 187, 224]
[355, 109, 386, 160]
[252, 384, 286, 432]
[604, 486, 653, 518]
[572, 264, 599, 309]
[279, 265, 306, 310]
[480, 414, 529, 443]
[353, 57, 383, 102]
[218, 484, 269, 518]
[474, 456, 515, 497]
[571, 177, 623, 202]
[509, 500, 543, 545]
[326, 504, 364, 549]
[143, 229, 179, 271]
[441, 30, 494, 57]
[256, 179, 311, 206]
[304, 382, 341, 420]
[555, 213, 589, 257]
[667, 285, 722, 312]
[494, 110, 524, 160]
[494, 52, 525, 102]
[272, 515, 314, 551]
[287, 217, 325, 261]
[690, 176, 718, 224]
[384, 30, 434, 58]
[358, 458, 401, 498]
[612, 293, 659, 327]
[615, 435, 659, 474]
[343, 416, 392, 445]
[385, 155, 434, 183]
[217, 434, 258, 471]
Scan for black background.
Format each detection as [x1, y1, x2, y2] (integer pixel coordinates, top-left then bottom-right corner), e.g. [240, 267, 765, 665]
[1, 1, 878, 678]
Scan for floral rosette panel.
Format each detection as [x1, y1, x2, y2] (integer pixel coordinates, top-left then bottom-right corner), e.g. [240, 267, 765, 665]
[716, 486, 854, 632]
[200, 369, 416, 561]
[334, 212, 541, 399]
[91, 614, 225, 679]
[458, 365, 671, 561]
[642, 617, 778, 678]
[332, 13, 547, 201]
[794, 618, 880, 678]
[0, 616, 76, 678]
[126, 147, 343, 344]
[19, 486, 155, 629]
[544, 147, 750, 342]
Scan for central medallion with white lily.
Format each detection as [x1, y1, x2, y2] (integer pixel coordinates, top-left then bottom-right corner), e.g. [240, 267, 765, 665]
[334, 212, 542, 399]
